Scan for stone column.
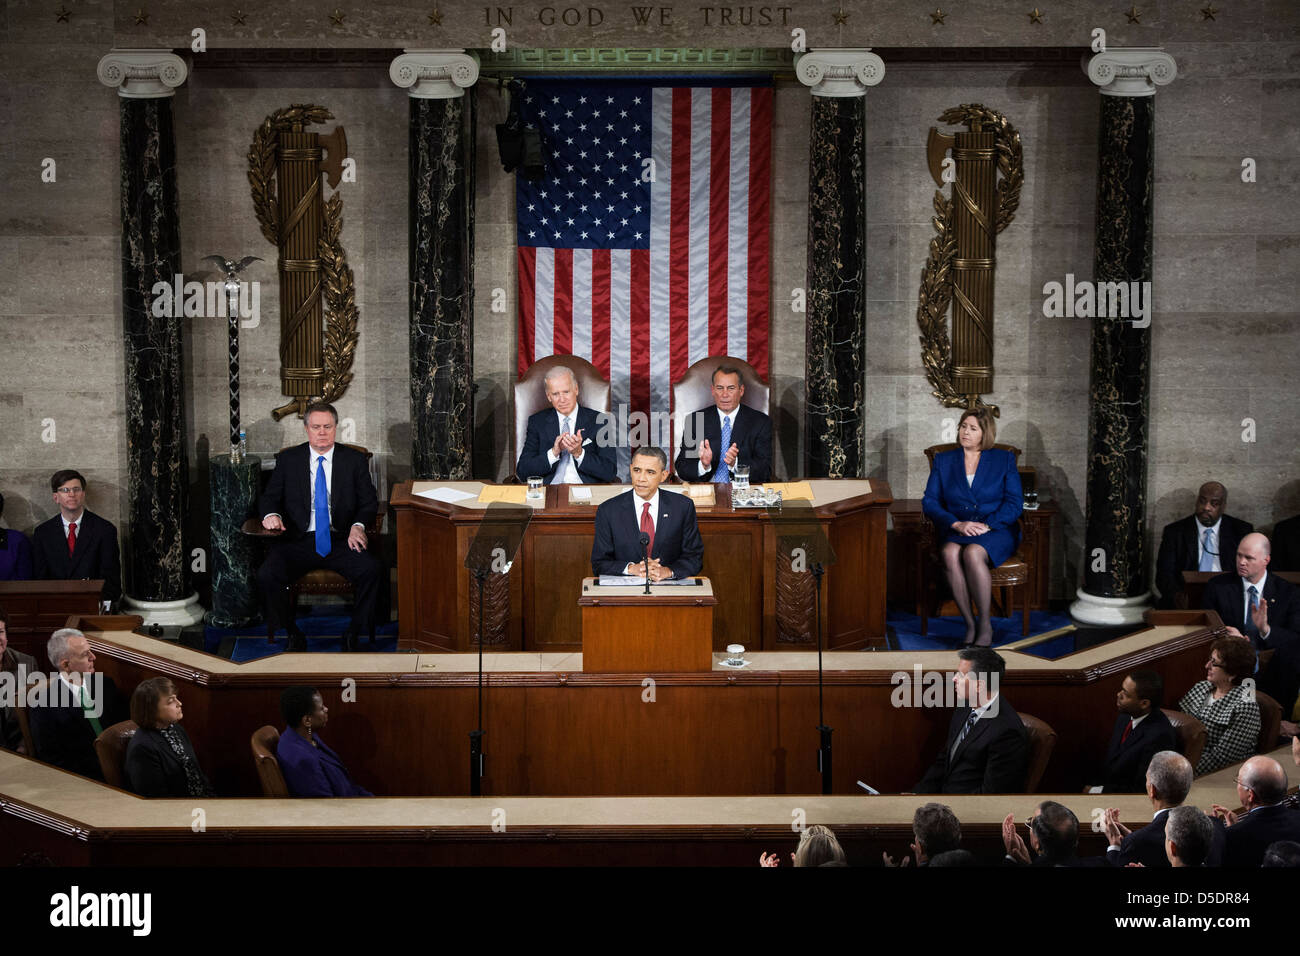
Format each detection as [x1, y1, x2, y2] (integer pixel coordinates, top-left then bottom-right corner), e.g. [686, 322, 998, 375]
[97, 51, 202, 627]
[795, 49, 884, 478]
[1070, 49, 1177, 626]
[391, 50, 480, 479]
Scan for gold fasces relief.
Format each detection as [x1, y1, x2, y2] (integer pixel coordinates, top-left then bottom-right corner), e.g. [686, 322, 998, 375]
[247, 105, 358, 421]
[915, 104, 1023, 416]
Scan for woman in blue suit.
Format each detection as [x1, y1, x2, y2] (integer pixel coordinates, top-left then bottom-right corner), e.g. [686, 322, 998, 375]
[276, 685, 373, 798]
[923, 407, 1023, 647]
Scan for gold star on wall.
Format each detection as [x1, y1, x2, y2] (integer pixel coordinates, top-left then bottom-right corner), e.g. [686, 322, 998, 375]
[428, 7, 443, 25]
[1125, 5, 1141, 23]
[232, 9, 248, 25]
[55, 5, 71, 22]
[1028, 7, 1043, 23]
[930, 9, 947, 25]
[329, 8, 345, 26]
[833, 7, 849, 24]
[134, 8, 149, 25]
[1200, 4, 1218, 20]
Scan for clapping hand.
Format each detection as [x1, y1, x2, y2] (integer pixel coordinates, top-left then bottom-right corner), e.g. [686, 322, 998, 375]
[722, 443, 740, 467]
[1002, 812, 1031, 864]
[1103, 808, 1129, 845]
[698, 438, 713, 469]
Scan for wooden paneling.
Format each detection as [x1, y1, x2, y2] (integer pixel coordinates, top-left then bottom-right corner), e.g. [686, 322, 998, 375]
[0, 581, 103, 670]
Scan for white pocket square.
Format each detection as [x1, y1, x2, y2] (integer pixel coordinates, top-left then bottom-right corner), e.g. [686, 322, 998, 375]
[582, 438, 592, 446]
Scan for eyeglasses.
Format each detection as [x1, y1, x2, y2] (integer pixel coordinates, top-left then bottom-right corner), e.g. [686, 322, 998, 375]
[1207, 658, 1225, 668]
[55, 487, 84, 495]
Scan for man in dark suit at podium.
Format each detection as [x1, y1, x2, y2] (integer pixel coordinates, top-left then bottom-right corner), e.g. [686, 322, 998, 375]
[591, 447, 703, 582]
[514, 365, 616, 485]
[674, 365, 772, 484]
[31, 469, 122, 608]
[1155, 481, 1252, 609]
[257, 403, 380, 652]
[916, 646, 1028, 795]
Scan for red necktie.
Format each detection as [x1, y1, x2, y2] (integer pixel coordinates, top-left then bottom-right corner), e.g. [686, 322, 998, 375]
[1120, 719, 1133, 745]
[640, 501, 655, 559]
[67, 521, 77, 556]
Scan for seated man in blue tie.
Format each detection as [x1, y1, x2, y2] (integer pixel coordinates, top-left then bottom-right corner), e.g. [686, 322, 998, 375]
[1154, 481, 1252, 609]
[591, 446, 703, 582]
[515, 365, 616, 485]
[256, 403, 381, 652]
[673, 365, 772, 484]
[1202, 532, 1300, 713]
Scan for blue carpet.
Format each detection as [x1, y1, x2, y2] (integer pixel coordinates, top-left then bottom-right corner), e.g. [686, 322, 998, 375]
[205, 610, 400, 661]
[887, 609, 1075, 657]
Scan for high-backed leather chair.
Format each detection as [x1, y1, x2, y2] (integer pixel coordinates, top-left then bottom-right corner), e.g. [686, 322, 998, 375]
[919, 443, 1031, 637]
[1161, 707, 1207, 772]
[93, 719, 139, 789]
[241, 443, 385, 645]
[670, 356, 769, 476]
[1020, 712, 1056, 793]
[513, 356, 611, 477]
[1255, 690, 1283, 754]
[251, 725, 289, 798]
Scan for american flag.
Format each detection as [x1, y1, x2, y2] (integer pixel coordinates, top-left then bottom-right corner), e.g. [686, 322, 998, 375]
[516, 79, 772, 460]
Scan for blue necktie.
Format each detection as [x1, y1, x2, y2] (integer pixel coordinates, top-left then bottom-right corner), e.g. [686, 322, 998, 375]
[713, 415, 732, 483]
[1198, 528, 1215, 572]
[314, 456, 330, 557]
[1245, 585, 1260, 642]
[952, 709, 979, 758]
[552, 417, 572, 484]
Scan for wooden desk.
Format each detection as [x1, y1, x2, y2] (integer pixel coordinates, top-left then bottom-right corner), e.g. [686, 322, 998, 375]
[77, 612, 1220, 799]
[0, 580, 103, 669]
[890, 500, 1056, 610]
[390, 479, 892, 653]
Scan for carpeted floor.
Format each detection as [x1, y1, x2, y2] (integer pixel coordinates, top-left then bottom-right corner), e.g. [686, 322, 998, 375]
[886, 609, 1078, 658]
[205, 610, 401, 661]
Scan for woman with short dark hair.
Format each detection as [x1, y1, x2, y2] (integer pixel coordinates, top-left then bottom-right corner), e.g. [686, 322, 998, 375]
[276, 686, 373, 797]
[1178, 636, 1262, 775]
[124, 677, 215, 798]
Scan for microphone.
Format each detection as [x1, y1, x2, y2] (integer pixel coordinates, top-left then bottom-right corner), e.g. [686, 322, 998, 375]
[639, 531, 651, 593]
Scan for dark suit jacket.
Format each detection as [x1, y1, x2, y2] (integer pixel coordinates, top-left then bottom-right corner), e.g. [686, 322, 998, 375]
[276, 727, 373, 798]
[674, 403, 772, 483]
[916, 697, 1029, 795]
[28, 675, 126, 780]
[1096, 709, 1178, 794]
[124, 725, 214, 798]
[31, 510, 121, 604]
[1155, 513, 1252, 609]
[591, 490, 704, 579]
[514, 405, 616, 484]
[1222, 802, 1300, 867]
[1273, 514, 1300, 573]
[1203, 571, 1300, 706]
[0, 649, 37, 751]
[259, 443, 378, 539]
[1106, 809, 1227, 868]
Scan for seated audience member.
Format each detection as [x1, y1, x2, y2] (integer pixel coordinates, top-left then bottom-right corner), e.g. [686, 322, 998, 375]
[590, 446, 703, 581]
[514, 365, 616, 485]
[884, 802, 962, 867]
[1178, 637, 1261, 775]
[0, 605, 37, 752]
[0, 493, 34, 581]
[1164, 806, 1216, 868]
[1261, 841, 1300, 867]
[1203, 532, 1300, 710]
[921, 406, 1022, 647]
[124, 677, 214, 799]
[1088, 670, 1177, 794]
[674, 364, 772, 484]
[1272, 514, 1300, 572]
[1155, 481, 1251, 609]
[927, 849, 978, 867]
[759, 824, 847, 867]
[1212, 755, 1300, 867]
[1002, 801, 1106, 867]
[28, 628, 126, 779]
[276, 685, 373, 798]
[31, 470, 122, 607]
[1102, 751, 1224, 868]
[915, 646, 1028, 794]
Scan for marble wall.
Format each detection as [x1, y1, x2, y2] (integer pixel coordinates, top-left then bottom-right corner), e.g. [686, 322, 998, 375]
[1, 1, 1297, 605]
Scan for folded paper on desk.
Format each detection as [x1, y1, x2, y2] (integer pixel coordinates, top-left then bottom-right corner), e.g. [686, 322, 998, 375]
[417, 486, 477, 504]
[597, 575, 700, 587]
[478, 485, 529, 505]
[762, 482, 815, 501]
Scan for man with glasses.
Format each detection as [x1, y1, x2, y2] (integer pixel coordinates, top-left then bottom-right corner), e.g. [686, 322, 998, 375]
[31, 469, 121, 608]
[1155, 481, 1252, 610]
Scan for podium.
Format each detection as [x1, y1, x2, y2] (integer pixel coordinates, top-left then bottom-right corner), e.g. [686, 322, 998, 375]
[578, 577, 717, 673]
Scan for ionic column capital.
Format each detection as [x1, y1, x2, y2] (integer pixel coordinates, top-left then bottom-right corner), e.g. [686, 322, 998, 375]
[795, 49, 885, 98]
[1086, 48, 1177, 97]
[97, 49, 188, 98]
[390, 49, 480, 99]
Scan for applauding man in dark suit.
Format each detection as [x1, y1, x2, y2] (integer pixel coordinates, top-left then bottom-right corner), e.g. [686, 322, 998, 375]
[591, 446, 703, 582]
[515, 365, 616, 485]
[674, 365, 772, 484]
[31, 469, 122, 608]
[257, 403, 380, 652]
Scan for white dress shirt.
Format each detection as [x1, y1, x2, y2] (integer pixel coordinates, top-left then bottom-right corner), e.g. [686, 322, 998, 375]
[624, 490, 661, 575]
[546, 410, 584, 483]
[697, 407, 737, 477]
[1242, 570, 1269, 639]
[1197, 518, 1223, 572]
